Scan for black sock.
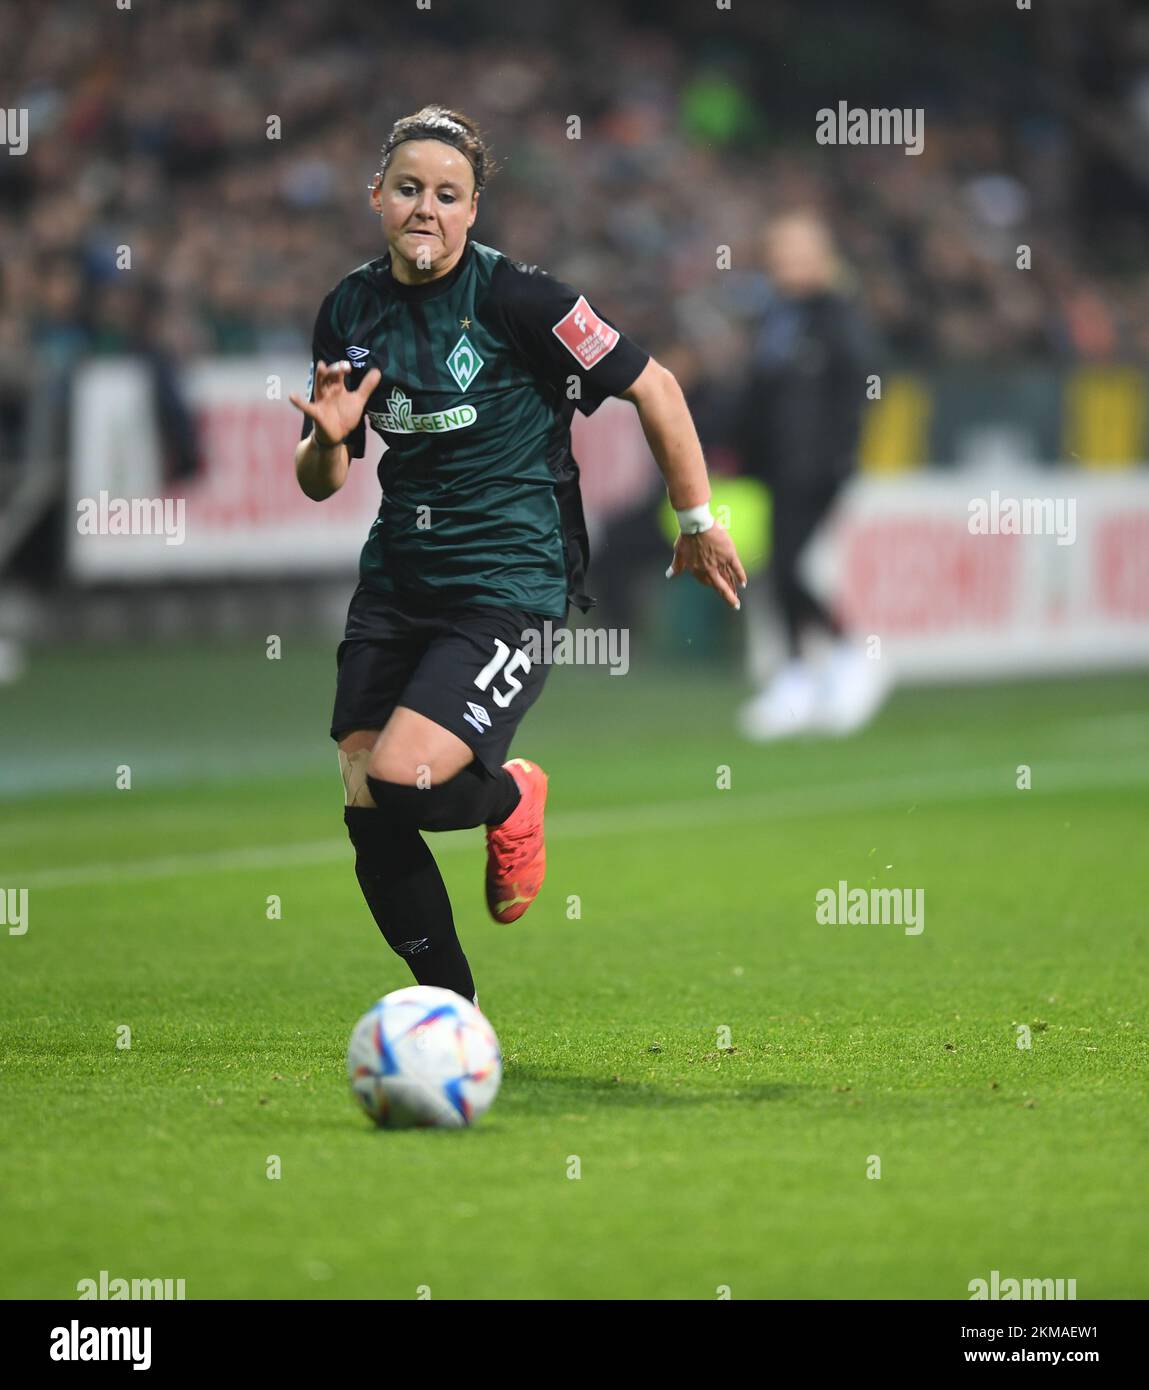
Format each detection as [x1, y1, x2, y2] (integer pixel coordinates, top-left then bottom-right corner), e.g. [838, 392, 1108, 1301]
[344, 807, 475, 1000]
[484, 766, 521, 826]
[364, 763, 522, 832]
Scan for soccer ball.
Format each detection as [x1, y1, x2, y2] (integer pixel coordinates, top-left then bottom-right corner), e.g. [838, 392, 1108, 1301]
[347, 986, 502, 1129]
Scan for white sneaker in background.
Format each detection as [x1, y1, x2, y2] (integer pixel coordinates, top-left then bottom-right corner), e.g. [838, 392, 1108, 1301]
[815, 642, 893, 735]
[738, 660, 820, 741]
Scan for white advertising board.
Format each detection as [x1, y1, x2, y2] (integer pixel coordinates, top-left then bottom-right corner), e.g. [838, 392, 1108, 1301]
[69, 359, 383, 579]
[806, 471, 1149, 679]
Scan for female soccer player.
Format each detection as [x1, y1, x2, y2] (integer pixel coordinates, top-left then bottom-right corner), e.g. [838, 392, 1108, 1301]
[290, 106, 745, 1005]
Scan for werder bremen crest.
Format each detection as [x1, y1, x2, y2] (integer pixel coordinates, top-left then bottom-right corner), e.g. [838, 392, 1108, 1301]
[367, 386, 477, 434]
[446, 333, 484, 392]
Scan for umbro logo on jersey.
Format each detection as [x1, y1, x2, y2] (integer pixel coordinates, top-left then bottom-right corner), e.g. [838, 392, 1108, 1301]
[552, 295, 619, 369]
[446, 333, 484, 392]
[463, 701, 491, 734]
[345, 345, 371, 362]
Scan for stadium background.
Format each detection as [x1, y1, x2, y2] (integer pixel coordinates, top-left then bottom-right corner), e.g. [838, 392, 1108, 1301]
[1, 0, 1147, 1302]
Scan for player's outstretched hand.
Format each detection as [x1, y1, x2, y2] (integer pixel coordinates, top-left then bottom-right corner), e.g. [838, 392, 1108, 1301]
[289, 361, 382, 447]
[665, 524, 748, 610]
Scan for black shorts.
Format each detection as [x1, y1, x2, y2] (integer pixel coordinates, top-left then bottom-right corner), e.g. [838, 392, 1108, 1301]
[330, 584, 563, 779]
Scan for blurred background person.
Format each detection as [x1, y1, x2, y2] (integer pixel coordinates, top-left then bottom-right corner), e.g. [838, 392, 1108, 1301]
[734, 210, 888, 740]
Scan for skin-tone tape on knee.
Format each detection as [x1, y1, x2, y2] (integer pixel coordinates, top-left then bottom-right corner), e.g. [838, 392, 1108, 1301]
[338, 748, 377, 808]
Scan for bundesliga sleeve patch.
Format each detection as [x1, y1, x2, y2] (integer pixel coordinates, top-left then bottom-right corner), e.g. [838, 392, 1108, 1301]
[551, 295, 620, 369]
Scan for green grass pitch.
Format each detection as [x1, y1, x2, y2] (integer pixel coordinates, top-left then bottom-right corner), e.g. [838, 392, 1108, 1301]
[1, 643, 1147, 1299]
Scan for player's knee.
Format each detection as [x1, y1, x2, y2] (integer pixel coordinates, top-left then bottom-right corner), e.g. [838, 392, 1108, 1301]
[339, 747, 377, 808]
[367, 744, 459, 788]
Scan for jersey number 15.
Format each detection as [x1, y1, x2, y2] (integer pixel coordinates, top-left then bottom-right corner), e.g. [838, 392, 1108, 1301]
[474, 638, 531, 708]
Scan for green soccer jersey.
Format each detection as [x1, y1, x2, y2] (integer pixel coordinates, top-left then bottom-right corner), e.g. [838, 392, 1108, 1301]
[301, 239, 650, 618]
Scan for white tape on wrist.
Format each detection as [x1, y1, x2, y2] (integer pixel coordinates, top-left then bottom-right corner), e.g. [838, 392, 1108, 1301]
[675, 502, 715, 535]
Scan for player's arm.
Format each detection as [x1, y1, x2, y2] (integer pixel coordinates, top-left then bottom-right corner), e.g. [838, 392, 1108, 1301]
[620, 358, 709, 509]
[294, 427, 348, 503]
[493, 261, 745, 608]
[621, 358, 747, 610]
[290, 360, 380, 501]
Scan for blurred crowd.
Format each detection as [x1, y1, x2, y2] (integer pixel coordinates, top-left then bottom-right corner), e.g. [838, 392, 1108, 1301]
[2, 0, 1149, 399]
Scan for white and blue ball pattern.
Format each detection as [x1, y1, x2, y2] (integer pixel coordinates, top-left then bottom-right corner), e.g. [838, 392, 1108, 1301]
[347, 986, 502, 1129]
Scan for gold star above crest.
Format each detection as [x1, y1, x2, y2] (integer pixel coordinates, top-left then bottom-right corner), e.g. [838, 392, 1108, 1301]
[459, 317, 472, 329]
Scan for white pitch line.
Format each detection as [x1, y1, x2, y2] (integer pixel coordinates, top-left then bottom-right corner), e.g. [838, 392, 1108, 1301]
[15, 756, 1149, 891]
[18, 838, 361, 889]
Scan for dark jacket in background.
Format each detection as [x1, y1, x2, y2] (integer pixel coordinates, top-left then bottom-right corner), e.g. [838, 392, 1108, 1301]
[735, 288, 875, 490]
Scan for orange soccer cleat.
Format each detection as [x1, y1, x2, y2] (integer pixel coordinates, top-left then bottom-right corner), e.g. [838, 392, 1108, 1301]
[485, 757, 549, 923]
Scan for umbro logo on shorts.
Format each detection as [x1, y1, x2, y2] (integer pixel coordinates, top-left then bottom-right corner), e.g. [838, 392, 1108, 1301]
[463, 701, 491, 734]
[345, 345, 371, 362]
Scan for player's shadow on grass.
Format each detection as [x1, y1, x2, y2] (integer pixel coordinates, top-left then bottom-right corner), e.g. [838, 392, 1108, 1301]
[505, 1067, 802, 1108]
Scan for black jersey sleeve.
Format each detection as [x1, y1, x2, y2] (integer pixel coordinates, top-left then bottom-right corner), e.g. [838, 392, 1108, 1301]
[299, 286, 367, 459]
[491, 258, 650, 416]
